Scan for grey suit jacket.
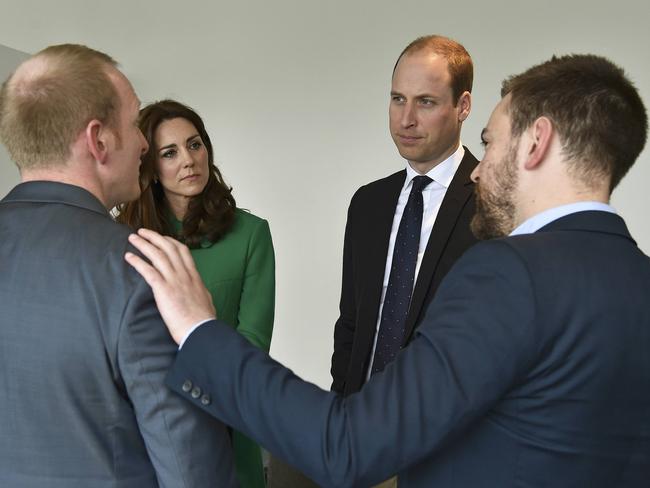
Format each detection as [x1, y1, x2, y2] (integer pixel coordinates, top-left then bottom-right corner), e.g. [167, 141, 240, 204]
[0, 181, 237, 487]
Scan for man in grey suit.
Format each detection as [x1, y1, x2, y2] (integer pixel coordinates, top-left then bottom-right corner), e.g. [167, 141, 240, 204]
[0, 44, 236, 487]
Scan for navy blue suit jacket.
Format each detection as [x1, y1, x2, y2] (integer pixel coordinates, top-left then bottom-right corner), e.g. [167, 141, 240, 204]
[167, 211, 650, 487]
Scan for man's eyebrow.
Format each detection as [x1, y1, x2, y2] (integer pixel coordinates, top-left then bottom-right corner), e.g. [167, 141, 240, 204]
[390, 91, 438, 99]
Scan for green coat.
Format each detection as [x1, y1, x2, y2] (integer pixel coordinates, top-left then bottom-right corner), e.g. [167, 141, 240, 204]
[177, 209, 275, 487]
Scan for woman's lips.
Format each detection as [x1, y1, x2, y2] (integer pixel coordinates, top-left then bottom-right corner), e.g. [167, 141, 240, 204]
[181, 174, 199, 181]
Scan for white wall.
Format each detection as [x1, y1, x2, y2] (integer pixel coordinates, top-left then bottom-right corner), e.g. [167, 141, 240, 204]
[0, 44, 27, 197]
[1, 0, 648, 388]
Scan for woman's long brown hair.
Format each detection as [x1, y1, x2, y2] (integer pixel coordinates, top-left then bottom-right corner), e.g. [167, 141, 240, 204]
[116, 99, 236, 248]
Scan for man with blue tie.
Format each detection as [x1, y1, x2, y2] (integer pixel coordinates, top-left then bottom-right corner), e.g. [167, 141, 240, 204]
[127, 53, 650, 487]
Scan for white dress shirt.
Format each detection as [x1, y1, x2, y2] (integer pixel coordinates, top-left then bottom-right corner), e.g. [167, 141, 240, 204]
[365, 144, 466, 379]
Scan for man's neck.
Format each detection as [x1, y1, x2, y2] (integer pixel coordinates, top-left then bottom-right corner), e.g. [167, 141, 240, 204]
[408, 143, 462, 175]
[515, 191, 610, 230]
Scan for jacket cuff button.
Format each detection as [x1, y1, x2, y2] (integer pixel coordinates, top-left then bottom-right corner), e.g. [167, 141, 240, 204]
[182, 380, 193, 393]
[190, 386, 202, 399]
[200, 394, 211, 406]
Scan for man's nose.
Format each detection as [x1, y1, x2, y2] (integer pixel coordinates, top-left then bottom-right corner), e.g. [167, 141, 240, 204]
[470, 163, 480, 183]
[400, 102, 416, 128]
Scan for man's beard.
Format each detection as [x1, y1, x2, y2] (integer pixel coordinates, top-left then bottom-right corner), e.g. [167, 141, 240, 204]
[470, 145, 518, 240]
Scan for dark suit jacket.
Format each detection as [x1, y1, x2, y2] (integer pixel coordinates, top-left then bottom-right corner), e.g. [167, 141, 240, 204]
[0, 182, 236, 488]
[331, 148, 478, 394]
[167, 211, 650, 487]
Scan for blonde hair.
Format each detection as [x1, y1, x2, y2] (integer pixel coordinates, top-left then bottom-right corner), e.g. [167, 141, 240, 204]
[0, 44, 118, 168]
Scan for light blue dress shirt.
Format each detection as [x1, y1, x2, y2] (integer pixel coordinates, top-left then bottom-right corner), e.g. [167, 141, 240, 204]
[510, 201, 616, 236]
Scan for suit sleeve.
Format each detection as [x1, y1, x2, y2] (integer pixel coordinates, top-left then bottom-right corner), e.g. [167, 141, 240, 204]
[118, 276, 237, 488]
[330, 191, 359, 393]
[166, 240, 539, 487]
[235, 218, 275, 352]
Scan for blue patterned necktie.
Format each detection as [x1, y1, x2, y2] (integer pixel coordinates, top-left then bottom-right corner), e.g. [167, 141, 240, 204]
[372, 175, 432, 375]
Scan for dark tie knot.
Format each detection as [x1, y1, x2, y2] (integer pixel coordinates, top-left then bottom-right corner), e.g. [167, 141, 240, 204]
[411, 175, 433, 194]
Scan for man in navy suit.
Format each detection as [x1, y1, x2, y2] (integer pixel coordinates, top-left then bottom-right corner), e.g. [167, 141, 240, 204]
[127, 54, 650, 487]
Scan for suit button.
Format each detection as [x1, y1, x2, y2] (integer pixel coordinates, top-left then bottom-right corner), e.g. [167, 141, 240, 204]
[191, 386, 202, 399]
[200, 394, 211, 406]
[182, 380, 193, 392]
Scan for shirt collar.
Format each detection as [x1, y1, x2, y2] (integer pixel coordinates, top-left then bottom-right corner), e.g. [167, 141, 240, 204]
[403, 143, 465, 191]
[2, 180, 109, 217]
[510, 201, 617, 236]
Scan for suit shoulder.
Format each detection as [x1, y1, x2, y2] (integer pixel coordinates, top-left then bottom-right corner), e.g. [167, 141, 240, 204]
[359, 169, 406, 191]
[66, 208, 132, 254]
[453, 237, 532, 277]
[461, 146, 480, 164]
[351, 170, 405, 202]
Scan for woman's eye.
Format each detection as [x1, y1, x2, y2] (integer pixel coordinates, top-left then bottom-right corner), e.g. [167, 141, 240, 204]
[161, 149, 176, 159]
[189, 141, 202, 150]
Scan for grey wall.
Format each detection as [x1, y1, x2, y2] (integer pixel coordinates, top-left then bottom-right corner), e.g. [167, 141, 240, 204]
[1, 0, 648, 388]
[0, 44, 28, 198]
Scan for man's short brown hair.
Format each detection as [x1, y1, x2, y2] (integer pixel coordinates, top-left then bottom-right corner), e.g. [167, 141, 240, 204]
[0, 44, 119, 169]
[502, 54, 647, 191]
[394, 35, 473, 105]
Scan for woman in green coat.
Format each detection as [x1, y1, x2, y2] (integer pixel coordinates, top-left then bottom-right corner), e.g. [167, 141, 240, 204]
[118, 99, 274, 488]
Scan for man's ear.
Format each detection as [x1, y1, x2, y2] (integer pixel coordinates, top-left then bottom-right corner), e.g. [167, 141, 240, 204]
[85, 119, 109, 164]
[523, 116, 553, 170]
[457, 91, 471, 123]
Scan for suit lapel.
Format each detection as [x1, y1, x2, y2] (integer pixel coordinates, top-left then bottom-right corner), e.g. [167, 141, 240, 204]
[402, 150, 477, 343]
[359, 171, 406, 332]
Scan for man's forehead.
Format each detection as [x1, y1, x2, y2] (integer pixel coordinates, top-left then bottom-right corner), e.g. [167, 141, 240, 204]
[492, 96, 512, 122]
[391, 52, 452, 94]
[394, 51, 449, 77]
[107, 67, 139, 103]
[483, 96, 512, 136]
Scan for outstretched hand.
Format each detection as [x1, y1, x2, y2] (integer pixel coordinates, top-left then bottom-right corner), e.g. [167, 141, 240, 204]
[124, 228, 216, 345]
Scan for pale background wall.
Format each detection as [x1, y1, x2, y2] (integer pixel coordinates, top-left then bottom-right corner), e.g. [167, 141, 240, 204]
[1, 0, 648, 389]
[0, 44, 26, 197]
